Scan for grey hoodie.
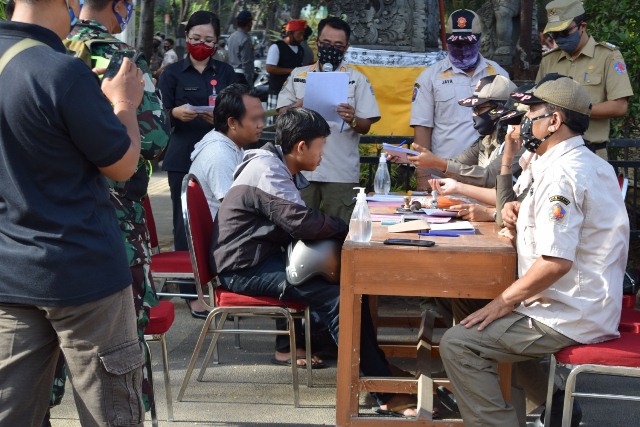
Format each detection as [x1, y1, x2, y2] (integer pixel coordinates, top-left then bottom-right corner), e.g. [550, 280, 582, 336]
[189, 130, 243, 219]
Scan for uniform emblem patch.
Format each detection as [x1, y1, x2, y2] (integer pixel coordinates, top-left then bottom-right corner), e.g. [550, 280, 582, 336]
[614, 61, 627, 74]
[412, 86, 418, 102]
[549, 195, 570, 205]
[457, 17, 467, 29]
[548, 203, 567, 223]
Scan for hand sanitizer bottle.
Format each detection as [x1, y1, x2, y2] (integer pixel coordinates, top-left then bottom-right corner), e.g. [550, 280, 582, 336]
[373, 153, 391, 195]
[349, 187, 372, 242]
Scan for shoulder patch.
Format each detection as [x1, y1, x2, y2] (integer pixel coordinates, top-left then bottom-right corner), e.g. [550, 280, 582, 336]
[549, 195, 570, 206]
[613, 61, 627, 74]
[412, 85, 418, 102]
[599, 41, 617, 50]
[548, 203, 567, 223]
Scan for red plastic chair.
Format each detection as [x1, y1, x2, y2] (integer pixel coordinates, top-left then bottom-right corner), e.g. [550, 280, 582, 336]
[176, 174, 312, 407]
[142, 196, 194, 296]
[143, 301, 175, 424]
[544, 333, 640, 427]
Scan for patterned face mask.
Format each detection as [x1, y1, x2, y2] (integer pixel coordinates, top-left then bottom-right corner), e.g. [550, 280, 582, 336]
[112, 0, 134, 33]
[447, 40, 481, 71]
[317, 45, 345, 70]
[520, 113, 556, 153]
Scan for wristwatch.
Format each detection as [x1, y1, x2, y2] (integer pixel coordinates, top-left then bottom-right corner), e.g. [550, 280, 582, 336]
[349, 116, 357, 128]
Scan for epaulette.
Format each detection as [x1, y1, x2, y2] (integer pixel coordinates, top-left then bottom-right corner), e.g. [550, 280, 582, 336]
[542, 47, 561, 57]
[599, 41, 618, 51]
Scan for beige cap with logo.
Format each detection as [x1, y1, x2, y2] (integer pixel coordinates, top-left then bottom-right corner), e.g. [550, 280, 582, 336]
[514, 75, 592, 116]
[458, 75, 517, 107]
[544, 0, 586, 33]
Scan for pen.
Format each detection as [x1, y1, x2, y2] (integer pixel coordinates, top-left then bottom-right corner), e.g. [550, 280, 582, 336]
[418, 231, 460, 237]
[340, 120, 345, 133]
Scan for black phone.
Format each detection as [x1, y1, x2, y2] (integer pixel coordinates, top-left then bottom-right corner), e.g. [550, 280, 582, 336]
[383, 238, 435, 247]
[104, 51, 140, 79]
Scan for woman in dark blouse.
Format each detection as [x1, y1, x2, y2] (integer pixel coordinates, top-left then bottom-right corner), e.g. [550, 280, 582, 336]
[158, 10, 236, 316]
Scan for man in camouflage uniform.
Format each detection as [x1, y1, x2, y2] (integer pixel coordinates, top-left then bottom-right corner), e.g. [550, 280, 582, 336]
[44, 0, 170, 420]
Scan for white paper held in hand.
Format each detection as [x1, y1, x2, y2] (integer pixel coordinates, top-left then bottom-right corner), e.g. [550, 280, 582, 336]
[303, 72, 348, 123]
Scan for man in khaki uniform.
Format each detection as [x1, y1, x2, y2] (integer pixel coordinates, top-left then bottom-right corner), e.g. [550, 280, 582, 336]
[537, 0, 633, 157]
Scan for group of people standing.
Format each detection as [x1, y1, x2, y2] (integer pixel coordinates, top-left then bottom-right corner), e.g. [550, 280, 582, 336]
[0, 1, 635, 427]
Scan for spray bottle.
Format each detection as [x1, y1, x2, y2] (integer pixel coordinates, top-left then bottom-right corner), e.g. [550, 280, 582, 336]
[374, 153, 391, 195]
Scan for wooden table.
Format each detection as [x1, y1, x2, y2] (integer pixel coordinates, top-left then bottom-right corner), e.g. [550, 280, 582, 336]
[335, 219, 517, 426]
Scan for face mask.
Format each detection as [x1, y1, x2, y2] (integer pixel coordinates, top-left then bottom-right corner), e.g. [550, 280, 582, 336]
[554, 30, 581, 53]
[520, 113, 556, 152]
[66, 0, 83, 31]
[317, 45, 345, 70]
[187, 42, 216, 61]
[447, 40, 480, 71]
[112, 0, 133, 33]
[472, 111, 496, 136]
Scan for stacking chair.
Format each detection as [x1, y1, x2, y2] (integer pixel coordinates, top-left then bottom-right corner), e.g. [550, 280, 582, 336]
[143, 301, 175, 424]
[177, 174, 312, 407]
[544, 332, 640, 427]
[142, 196, 194, 297]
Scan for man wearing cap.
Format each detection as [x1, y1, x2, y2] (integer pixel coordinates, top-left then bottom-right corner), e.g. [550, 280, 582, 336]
[227, 10, 254, 85]
[407, 74, 520, 195]
[265, 19, 306, 114]
[537, 0, 633, 158]
[276, 16, 381, 224]
[439, 76, 628, 426]
[410, 9, 508, 189]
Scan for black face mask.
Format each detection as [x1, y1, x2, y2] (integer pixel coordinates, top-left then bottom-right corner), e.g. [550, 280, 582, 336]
[317, 45, 344, 70]
[520, 113, 556, 152]
[472, 111, 497, 136]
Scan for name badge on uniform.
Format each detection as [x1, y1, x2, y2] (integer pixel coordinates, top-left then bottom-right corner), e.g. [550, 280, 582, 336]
[184, 87, 199, 91]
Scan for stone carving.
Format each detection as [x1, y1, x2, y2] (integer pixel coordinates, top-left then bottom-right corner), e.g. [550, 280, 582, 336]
[328, 0, 433, 52]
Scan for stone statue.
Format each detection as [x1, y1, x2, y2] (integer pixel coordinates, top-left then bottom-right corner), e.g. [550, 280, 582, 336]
[327, 0, 438, 52]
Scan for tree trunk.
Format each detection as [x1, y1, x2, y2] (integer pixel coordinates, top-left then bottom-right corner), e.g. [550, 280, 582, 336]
[290, 0, 302, 19]
[514, 0, 534, 81]
[138, 0, 156, 60]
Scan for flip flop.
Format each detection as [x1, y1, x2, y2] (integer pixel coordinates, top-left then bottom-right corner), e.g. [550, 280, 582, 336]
[270, 356, 327, 369]
[372, 403, 423, 419]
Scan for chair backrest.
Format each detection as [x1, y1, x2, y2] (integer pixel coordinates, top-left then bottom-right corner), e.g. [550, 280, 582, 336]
[181, 174, 216, 291]
[142, 196, 160, 251]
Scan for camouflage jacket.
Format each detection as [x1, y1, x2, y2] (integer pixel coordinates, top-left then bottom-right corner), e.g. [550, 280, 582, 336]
[66, 20, 170, 219]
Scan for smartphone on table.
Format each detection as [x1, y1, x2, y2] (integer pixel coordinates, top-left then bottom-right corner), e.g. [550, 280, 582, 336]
[383, 239, 435, 247]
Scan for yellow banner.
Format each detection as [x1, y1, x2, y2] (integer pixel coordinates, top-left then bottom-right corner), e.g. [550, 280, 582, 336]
[350, 64, 426, 138]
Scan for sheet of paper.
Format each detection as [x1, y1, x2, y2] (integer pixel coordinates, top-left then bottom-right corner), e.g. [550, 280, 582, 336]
[388, 220, 430, 233]
[187, 104, 215, 114]
[303, 72, 349, 123]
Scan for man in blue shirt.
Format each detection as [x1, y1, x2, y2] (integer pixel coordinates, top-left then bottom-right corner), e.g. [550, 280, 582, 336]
[0, 1, 146, 424]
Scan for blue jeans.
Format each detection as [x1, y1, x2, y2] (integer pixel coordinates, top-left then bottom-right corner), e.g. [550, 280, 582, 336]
[218, 252, 394, 405]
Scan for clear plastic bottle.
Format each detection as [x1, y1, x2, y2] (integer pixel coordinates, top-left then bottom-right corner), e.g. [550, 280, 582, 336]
[430, 189, 438, 209]
[373, 153, 391, 195]
[349, 187, 372, 242]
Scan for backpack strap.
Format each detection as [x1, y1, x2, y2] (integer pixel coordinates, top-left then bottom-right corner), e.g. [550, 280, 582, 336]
[0, 39, 46, 77]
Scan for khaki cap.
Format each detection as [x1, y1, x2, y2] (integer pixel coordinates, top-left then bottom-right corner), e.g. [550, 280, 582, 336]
[458, 75, 517, 107]
[544, 0, 585, 33]
[514, 75, 591, 116]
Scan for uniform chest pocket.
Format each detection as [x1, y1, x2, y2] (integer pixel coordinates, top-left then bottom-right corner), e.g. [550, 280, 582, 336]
[434, 84, 456, 103]
[583, 73, 602, 86]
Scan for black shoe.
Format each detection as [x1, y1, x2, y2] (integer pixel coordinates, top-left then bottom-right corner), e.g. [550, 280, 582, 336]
[436, 386, 460, 414]
[535, 390, 582, 427]
[185, 300, 208, 319]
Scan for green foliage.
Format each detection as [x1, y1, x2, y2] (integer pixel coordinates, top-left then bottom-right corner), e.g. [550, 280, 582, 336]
[0, 1, 6, 21]
[358, 143, 416, 192]
[583, 0, 640, 138]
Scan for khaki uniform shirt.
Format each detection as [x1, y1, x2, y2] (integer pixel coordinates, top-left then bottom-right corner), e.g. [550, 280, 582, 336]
[410, 56, 508, 159]
[277, 63, 381, 183]
[515, 136, 629, 344]
[536, 36, 633, 143]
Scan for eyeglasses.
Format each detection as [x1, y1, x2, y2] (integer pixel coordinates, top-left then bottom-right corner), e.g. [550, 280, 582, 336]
[549, 22, 581, 40]
[187, 36, 217, 46]
[317, 41, 347, 53]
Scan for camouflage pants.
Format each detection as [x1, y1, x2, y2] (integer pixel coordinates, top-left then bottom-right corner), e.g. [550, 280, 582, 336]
[48, 220, 158, 413]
